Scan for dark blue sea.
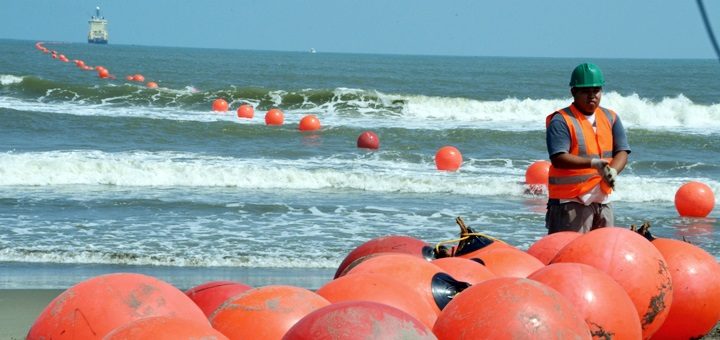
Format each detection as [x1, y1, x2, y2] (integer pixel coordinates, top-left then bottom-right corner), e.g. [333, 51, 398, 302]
[1, 39, 718, 289]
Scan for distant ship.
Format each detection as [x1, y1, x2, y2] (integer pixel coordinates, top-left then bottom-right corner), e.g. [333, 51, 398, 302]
[88, 6, 108, 44]
[310, 48, 316, 54]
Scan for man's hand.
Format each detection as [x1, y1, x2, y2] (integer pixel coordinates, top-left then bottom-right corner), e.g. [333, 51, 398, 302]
[602, 166, 618, 188]
[590, 158, 609, 171]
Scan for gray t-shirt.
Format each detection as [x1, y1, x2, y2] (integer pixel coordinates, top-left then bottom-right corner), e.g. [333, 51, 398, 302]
[546, 109, 631, 158]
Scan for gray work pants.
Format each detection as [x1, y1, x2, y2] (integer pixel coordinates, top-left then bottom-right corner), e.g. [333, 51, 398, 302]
[545, 200, 614, 234]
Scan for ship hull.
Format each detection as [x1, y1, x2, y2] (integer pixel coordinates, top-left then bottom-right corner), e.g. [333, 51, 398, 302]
[88, 38, 108, 44]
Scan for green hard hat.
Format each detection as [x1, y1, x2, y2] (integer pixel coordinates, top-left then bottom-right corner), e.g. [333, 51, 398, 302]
[569, 63, 605, 87]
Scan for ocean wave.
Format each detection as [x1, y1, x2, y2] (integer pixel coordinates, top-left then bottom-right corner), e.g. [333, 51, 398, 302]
[0, 248, 338, 268]
[2, 74, 719, 132]
[0, 150, 716, 203]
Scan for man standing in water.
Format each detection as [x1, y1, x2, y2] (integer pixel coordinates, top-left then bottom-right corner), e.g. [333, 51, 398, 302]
[545, 63, 631, 234]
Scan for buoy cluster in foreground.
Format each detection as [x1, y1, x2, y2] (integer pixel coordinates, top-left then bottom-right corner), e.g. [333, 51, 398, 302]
[26, 225, 720, 339]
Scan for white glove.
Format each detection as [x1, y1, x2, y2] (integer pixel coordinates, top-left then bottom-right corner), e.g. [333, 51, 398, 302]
[603, 166, 618, 188]
[590, 158, 609, 171]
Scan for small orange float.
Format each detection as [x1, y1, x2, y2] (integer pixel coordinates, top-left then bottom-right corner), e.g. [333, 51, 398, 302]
[265, 108, 285, 125]
[357, 130, 380, 149]
[298, 114, 321, 131]
[236, 104, 254, 119]
[435, 146, 462, 171]
[212, 98, 229, 112]
[675, 181, 715, 217]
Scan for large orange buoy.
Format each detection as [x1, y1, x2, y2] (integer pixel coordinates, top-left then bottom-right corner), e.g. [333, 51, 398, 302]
[210, 285, 329, 340]
[471, 247, 545, 278]
[212, 98, 229, 112]
[431, 257, 496, 285]
[528, 262, 642, 339]
[526, 231, 581, 265]
[185, 280, 253, 317]
[525, 160, 551, 193]
[95, 65, 106, 72]
[265, 108, 285, 125]
[433, 277, 591, 339]
[27, 273, 208, 339]
[435, 146, 462, 171]
[236, 104, 254, 119]
[334, 235, 434, 279]
[317, 273, 440, 330]
[675, 181, 715, 217]
[551, 227, 673, 339]
[298, 114, 321, 131]
[104, 316, 228, 340]
[98, 69, 110, 79]
[146, 81, 158, 89]
[282, 301, 435, 340]
[133, 74, 145, 82]
[344, 253, 470, 316]
[651, 238, 720, 339]
[357, 131, 380, 149]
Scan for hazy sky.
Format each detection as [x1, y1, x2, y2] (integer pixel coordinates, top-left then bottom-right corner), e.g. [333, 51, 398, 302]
[2, 0, 719, 59]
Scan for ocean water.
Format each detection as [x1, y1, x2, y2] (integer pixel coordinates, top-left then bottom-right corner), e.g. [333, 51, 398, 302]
[1, 39, 719, 289]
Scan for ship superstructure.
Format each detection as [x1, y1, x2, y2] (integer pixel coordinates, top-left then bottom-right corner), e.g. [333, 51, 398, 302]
[88, 6, 108, 44]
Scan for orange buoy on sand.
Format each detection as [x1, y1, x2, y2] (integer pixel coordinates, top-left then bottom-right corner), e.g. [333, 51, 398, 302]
[265, 108, 285, 125]
[283, 301, 435, 340]
[334, 235, 434, 279]
[431, 257, 496, 285]
[212, 98, 229, 112]
[551, 227, 673, 339]
[27, 273, 208, 339]
[528, 263, 642, 339]
[344, 253, 470, 316]
[236, 104, 254, 119]
[210, 285, 329, 340]
[650, 237, 720, 339]
[675, 181, 715, 217]
[298, 114, 321, 131]
[435, 146, 462, 171]
[185, 280, 253, 318]
[104, 316, 228, 340]
[433, 277, 591, 339]
[357, 131, 380, 149]
[146, 81, 158, 89]
[526, 231, 581, 265]
[317, 273, 440, 330]
[471, 246, 545, 278]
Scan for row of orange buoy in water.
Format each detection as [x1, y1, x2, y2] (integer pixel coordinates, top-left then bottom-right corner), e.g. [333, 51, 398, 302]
[34, 42, 159, 88]
[212, 97, 461, 170]
[26, 224, 720, 339]
[34, 41, 715, 217]
[524, 159, 717, 217]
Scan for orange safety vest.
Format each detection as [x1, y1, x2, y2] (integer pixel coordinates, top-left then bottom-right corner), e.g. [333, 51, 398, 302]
[545, 105, 616, 199]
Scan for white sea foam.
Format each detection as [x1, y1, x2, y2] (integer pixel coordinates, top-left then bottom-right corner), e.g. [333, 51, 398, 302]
[0, 74, 24, 85]
[0, 150, 716, 203]
[3, 87, 718, 133]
